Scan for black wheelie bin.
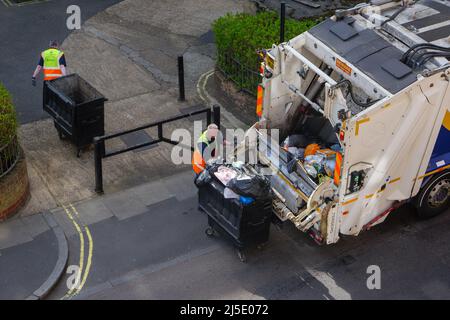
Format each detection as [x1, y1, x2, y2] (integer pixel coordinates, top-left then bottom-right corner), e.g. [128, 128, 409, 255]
[197, 169, 273, 262]
[43, 74, 107, 157]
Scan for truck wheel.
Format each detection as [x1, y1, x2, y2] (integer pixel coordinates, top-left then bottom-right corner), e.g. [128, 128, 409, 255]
[414, 171, 450, 219]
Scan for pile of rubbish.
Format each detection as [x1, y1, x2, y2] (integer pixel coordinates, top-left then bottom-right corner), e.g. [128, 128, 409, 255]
[195, 161, 272, 205]
[282, 134, 343, 185]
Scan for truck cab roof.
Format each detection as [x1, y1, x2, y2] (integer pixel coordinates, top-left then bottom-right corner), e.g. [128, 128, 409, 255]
[307, 0, 450, 94]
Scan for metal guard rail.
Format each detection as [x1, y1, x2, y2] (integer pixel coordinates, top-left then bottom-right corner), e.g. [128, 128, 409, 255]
[93, 105, 220, 194]
[0, 135, 20, 180]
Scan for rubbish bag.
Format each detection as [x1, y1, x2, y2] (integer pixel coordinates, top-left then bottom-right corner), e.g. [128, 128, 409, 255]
[194, 169, 212, 188]
[224, 187, 240, 199]
[284, 134, 309, 148]
[228, 173, 271, 200]
[304, 143, 320, 157]
[287, 147, 305, 160]
[239, 196, 255, 205]
[213, 165, 238, 186]
[304, 154, 326, 179]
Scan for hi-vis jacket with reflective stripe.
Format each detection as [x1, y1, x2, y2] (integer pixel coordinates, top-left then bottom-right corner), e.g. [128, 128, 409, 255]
[42, 48, 64, 81]
[192, 131, 216, 174]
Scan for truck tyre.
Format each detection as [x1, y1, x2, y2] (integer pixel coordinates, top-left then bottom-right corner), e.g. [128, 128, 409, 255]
[414, 171, 450, 219]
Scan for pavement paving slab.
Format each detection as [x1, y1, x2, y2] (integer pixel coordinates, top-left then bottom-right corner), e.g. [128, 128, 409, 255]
[74, 200, 114, 226]
[102, 193, 148, 221]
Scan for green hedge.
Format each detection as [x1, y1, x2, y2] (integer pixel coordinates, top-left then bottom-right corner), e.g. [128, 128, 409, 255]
[0, 83, 18, 147]
[213, 11, 320, 93]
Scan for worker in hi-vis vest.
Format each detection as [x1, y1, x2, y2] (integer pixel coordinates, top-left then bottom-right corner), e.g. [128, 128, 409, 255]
[192, 124, 219, 175]
[32, 40, 67, 86]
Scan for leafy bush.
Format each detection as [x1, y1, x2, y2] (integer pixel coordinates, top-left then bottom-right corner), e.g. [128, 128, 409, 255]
[213, 11, 320, 94]
[0, 83, 18, 147]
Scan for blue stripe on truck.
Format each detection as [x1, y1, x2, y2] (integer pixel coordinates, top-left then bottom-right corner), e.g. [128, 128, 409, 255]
[427, 123, 450, 173]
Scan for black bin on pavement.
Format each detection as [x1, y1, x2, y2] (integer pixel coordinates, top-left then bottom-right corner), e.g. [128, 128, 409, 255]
[43, 74, 106, 157]
[198, 175, 272, 260]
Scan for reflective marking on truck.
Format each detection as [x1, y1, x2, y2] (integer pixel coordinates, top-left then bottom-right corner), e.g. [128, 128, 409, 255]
[336, 58, 352, 75]
[364, 178, 401, 199]
[266, 54, 275, 70]
[381, 103, 392, 109]
[443, 110, 450, 131]
[389, 177, 401, 184]
[256, 85, 264, 117]
[417, 164, 450, 180]
[342, 197, 358, 206]
[355, 118, 370, 136]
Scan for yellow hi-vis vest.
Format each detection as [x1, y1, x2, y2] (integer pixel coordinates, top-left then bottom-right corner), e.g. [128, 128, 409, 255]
[192, 131, 216, 174]
[42, 48, 64, 81]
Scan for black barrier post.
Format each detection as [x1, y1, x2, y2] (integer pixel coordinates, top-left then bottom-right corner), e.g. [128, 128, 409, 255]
[94, 138, 104, 194]
[280, 2, 286, 44]
[206, 109, 212, 126]
[178, 56, 186, 101]
[213, 105, 221, 130]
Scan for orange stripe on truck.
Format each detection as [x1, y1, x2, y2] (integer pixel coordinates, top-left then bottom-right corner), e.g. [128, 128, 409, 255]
[256, 85, 263, 117]
[334, 152, 343, 186]
[342, 197, 358, 206]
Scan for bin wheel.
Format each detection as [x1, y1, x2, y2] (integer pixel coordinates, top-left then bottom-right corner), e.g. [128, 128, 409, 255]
[237, 249, 247, 263]
[57, 129, 65, 140]
[257, 242, 268, 250]
[205, 227, 215, 238]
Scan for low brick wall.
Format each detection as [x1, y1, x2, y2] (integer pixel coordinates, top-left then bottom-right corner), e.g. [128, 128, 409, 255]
[0, 153, 29, 221]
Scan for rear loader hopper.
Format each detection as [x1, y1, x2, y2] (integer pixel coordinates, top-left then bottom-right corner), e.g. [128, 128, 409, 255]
[238, 0, 450, 245]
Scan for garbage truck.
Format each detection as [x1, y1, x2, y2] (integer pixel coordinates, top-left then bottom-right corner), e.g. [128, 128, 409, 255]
[242, 0, 450, 245]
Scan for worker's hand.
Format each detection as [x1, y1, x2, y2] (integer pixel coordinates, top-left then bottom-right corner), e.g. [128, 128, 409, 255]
[31, 77, 36, 87]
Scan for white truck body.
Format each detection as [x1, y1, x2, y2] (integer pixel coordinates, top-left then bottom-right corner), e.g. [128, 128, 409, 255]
[250, 0, 450, 244]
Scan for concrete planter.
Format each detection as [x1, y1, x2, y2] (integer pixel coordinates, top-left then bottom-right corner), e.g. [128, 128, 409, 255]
[0, 150, 30, 221]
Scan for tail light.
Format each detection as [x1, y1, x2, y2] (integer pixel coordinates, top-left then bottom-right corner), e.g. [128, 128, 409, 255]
[339, 129, 345, 141]
[259, 63, 265, 77]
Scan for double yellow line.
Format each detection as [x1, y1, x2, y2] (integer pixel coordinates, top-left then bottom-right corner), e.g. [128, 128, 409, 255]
[61, 204, 94, 300]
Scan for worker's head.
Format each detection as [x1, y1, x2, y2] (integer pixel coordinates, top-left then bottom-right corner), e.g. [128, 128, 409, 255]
[206, 124, 219, 141]
[49, 40, 59, 48]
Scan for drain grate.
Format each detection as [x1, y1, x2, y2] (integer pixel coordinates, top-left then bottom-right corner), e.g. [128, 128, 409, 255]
[3, 0, 50, 7]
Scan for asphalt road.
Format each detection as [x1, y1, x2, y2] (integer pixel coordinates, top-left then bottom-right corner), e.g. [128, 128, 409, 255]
[45, 170, 450, 300]
[0, 0, 121, 124]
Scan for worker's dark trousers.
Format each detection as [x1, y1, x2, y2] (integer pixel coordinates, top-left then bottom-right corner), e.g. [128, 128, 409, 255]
[42, 80, 48, 107]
